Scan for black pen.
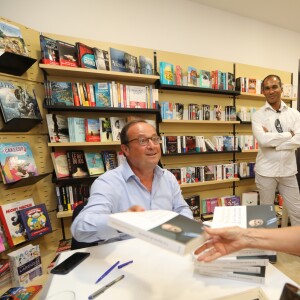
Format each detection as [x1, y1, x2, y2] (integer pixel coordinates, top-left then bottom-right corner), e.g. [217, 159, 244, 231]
[88, 275, 125, 299]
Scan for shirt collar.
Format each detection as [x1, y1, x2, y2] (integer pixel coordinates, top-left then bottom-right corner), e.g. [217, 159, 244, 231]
[121, 159, 164, 182]
[263, 100, 288, 113]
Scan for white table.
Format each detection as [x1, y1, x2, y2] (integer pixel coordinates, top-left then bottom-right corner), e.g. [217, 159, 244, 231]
[39, 238, 299, 300]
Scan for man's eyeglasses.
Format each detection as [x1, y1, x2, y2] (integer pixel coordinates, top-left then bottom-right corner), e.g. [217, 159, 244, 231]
[275, 119, 283, 133]
[126, 136, 161, 146]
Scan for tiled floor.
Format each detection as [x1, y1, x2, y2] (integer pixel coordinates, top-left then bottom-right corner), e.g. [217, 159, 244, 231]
[276, 252, 300, 285]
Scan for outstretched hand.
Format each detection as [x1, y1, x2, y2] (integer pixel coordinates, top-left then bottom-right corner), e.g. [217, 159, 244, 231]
[194, 226, 248, 262]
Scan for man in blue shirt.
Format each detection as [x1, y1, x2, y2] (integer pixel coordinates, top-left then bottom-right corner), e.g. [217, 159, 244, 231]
[71, 119, 192, 243]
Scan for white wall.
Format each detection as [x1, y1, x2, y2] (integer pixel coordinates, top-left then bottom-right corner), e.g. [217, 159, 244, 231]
[2, 0, 300, 82]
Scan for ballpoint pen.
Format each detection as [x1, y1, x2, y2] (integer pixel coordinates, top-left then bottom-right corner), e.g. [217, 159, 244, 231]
[95, 261, 120, 284]
[89, 275, 125, 299]
[117, 260, 133, 269]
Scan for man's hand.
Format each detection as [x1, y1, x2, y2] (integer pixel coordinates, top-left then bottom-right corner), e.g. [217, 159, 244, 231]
[127, 205, 145, 212]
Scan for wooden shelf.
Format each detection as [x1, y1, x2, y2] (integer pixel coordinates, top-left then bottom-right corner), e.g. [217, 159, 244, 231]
[39, 64, 160, 84]
[161, 120, 240, 124]
[0, 52, 36, 76]
[162, 150, 240, 157]
[237, 92, 295, 102]
[180, 178, 239, 188]
[241, 149, 258, 153]
[57, 211, 73, 219]
[48, 141, 121, 147]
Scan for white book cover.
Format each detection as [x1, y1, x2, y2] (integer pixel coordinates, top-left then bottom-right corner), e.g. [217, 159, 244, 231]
[213, 287, 269, 300]
[110, 117, 126, 141]
[108, 210, 205, 255]
[46, 114, 69, 143]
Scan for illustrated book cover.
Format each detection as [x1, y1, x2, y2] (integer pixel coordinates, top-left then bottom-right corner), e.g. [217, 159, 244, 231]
[0, 223, 9, 254]
[160, 62, 174, 85]
[66, 150, 89, 178]
[99, 117, 113, 142]
[8, 243, 42, 286]
[139, 56, 153, 75]
[56, 40, 78, 67]
[124, 52, 139, 73]
[51, 151, 70, 178]
[110, 47, 126, 72]
[39, 34, 59, 65]
[0, 142, 39, 184]
[108, 210, 206, 255]
[18, 203, 52, 240]
[94, 82, 112, 107]
[0, 198, 35, 247]
[93, 48, 110, 71]
[84, 152, 105, 175]
[76, 42, 96, 69]
[0, 285, 42, 300]
[0, 21, 28, 56]
[50, 81, 74, 106]
[110, 117, 126, 141]
[46, 113, 70, 143]
[0, 80, 42, 123]
[101, 150, 118, 171]
[85, 118, 100, 142]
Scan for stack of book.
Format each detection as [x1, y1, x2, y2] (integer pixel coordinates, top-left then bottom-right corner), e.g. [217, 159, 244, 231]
[195, 205, 278, 283]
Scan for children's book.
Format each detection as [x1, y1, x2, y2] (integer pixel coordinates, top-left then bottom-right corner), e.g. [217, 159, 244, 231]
[160, 62, 174, 85]
[39, 34, 59, 65]
[51, 151, 70, 178]
[84, 152, 105, 175]
[110, 47, 126, 72]
[18, 203, 52, 240]
[76, 42, 96, 69]
[46, 114, 70, 143]
[0, 21, 28, 56]
[8, 244, 42, 286]
[0, 142, 39, 184]
[108, 210, 205, 255]
[0, 198, 35, 247]
[93, 48, 110, 71]
[56, 40, 78, 67]
[0, 285, 42, 300]
[0, 80, 42, 123]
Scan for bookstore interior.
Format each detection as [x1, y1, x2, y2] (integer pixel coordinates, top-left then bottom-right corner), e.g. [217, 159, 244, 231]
[0, 12, 299, 300]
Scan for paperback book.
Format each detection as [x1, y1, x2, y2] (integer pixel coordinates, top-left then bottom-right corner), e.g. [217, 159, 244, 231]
[0, 142, 39, 184]
[0, 80, 42, 123]
[108, 210, 205, 255]
[66, 150, 89, 178]
[39, 34, 59, 65]
[76, 42, 96, 69]
[50, 81, 74, 106]
[85, 118, 100, 142]
[56, 40, 78, 67]
[46, 113, 70, 143]
[99, 117, 113, 142]
[84, 152, 105, 175]
[93, 48, 110, 70]
[102, 150, 118, 171]
[51, 151, 70, 178]
[110, 47, 126, 72]
[0, 198, 35, 247]
[139, 56, 153, 75]
[18, 203, 52, 240]
[124, 52, 139, 73]
[110, 117, 126, 141]
[0, 285, 42, 300]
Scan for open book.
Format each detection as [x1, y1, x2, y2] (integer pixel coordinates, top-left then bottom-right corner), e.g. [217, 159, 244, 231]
[108, 210, 205, 255]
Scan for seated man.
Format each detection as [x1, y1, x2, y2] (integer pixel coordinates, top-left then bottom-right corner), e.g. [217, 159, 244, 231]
[71, 119, 192, 243]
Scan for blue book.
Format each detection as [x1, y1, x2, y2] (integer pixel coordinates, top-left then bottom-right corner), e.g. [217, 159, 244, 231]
[68, 117, 85, 142]
[84, 152, 105, 175]
[94, 82, 112, 107]
[160, 62, 174, 85]
[51, 81, 74, 106]
[110, 48, 126, 72]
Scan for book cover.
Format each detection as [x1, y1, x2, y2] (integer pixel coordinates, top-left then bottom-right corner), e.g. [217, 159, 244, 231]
[8, 244, 42, 286]
[165, 136, 178, 154]
[184, 195, 200, 218]
[68, 117, 85, 142]
[76, 42, 96, 69]
[101, 150, 118, 171]
[46, 114, 70, 143]
[93, 48, 110, 71]
[213, 287, 269, 300]
[94, 82, 112, 107]
[127, 85, 148, 108]
[110, 47, 126, 72]
[139, 56, 153, 75]
[160, 62, 174, 85]
[110, 117, 126, 141]
[99, 117, 113, 142]
[0, 198, 35, 247]
[188, 66, 198, 87]
[0, 142, 39, 184]
[51, 151, 70, 178]
[85, 118, 100, 142]
[0, 285, 42, 300]
[66, 150, 89, 178]
[0, 223, 9, 253]
[50, 81, 74, 106]
[0, 21, 28, 56]
[108, 210, 205, 255]
[56, 40, 78, 67]
[84, 152, 105, 175]
[124, 52, 139, 73]
[39, 34, 59, 65]
[0, 80, 42, 123]
[18, 203, 52, 240]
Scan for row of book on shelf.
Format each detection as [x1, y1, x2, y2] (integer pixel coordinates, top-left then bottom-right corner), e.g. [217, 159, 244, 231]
[160, 102, 237, 121]
[40, 34, 155, 75]
[51, 149, 125, 179]
[44, 80, 159, 109]
[46, 114, 156, 144]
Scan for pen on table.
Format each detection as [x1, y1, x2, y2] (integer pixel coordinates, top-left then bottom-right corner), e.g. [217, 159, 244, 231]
[95, 261, 120, 284]
[118, 260, 133, 269]
[89, 275, 125, 299]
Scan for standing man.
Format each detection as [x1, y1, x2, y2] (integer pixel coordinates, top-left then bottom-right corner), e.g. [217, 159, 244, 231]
[252, 74, 300, 225]
[71, 119, 192, 243]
